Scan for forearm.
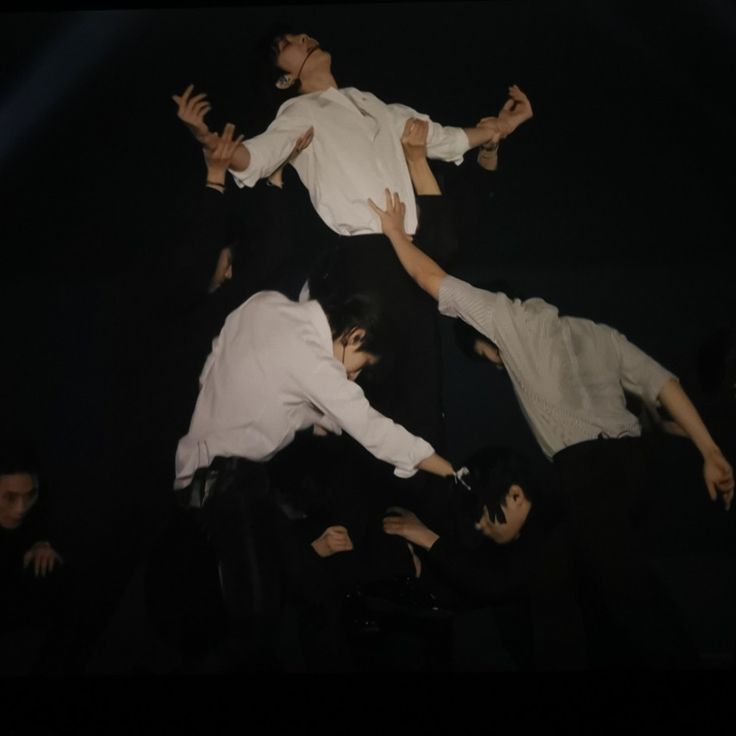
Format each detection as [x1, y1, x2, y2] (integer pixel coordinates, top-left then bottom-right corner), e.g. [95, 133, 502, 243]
[417, 452, 454, 478]
[206, 164, 227, 188]
[228, 143, 251, 173]
[406, 158, 441, 196]
[657, 379, 720, 458]
[463, 124, 507, 149]
[385, 229, 446, 300]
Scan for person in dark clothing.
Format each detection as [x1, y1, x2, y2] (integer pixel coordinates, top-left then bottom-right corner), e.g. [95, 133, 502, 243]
[0, 442, 66, 674]
[382, 445, 578, 671]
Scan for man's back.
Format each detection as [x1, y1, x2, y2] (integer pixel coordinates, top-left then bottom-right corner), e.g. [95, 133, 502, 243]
[175, 292, 336, 487]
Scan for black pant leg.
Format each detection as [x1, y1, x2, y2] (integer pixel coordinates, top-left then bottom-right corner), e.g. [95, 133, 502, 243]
[554, 438, 698, 668]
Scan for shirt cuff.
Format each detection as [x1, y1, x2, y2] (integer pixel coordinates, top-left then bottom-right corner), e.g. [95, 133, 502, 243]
[427, 126, 470, 167]
[392, 440, 435, 479]
[229, 163, 258, 188]
[646, 372, 678, 407]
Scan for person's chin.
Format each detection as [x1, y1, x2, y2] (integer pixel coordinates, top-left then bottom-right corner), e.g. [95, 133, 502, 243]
[0, 519, 22, 530]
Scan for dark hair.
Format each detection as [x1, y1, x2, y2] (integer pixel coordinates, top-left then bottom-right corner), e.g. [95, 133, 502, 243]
[454, 319, 492, 362]
[317, 292, 387, 359]
[459, 445, 535, 525]
[254, 23, 305, 101]
[0, 439, 41, 486]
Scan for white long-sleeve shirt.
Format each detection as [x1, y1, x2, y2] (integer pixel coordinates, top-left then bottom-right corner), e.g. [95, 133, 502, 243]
[229, 86, 470, 236]
[174, 291, 434, 489]
[438, 276, 677, 460]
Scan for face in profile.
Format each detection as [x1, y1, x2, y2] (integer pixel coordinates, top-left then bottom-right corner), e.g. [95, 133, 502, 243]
[0, 473, 39, 530]
[333, 328, 379, 381]
[474, 337, 504, 367]
[475, 485, 530, 544]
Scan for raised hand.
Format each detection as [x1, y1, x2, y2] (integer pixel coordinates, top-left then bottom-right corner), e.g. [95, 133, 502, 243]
[367, 188, 407, 237]
[172, 83, 214, 144]
[267, 126, 314, 188]
[203, 122, 245, 184]
[497, 84, 533, 136]
[400, 117, 430, 163]
[476, 115, 505, 147]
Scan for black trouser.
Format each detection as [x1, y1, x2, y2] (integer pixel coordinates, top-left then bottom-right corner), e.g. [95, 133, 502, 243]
[553, 437, 698, 668]
[309, 232, 445, 453]
[181, 456, 351, 671]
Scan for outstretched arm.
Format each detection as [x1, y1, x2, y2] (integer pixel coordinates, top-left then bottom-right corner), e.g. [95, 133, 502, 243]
[497, 84, 533, 137]
[657, 378, 734, 510]
[172, 83, 251, 172]
[368, 190, 447, 301]
[463, 84, 534, 149]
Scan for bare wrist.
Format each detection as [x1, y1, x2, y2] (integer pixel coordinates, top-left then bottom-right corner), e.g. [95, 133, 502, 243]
[311, 538, 328, 558]
[383, 227, 405, 241]
[703, 445, 723, 459]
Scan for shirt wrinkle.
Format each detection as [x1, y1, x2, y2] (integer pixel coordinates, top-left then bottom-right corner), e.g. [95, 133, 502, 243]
[230, 86, 469, 236]
[439, 276, 675, 460]
[175, 291, 433, 488]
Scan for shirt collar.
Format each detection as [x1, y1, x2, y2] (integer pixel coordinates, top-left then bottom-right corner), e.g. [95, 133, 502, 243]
[278, 85, 361, 115]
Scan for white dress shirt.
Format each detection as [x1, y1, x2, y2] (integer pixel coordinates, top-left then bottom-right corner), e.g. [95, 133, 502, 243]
[229, 86, 470, 236]
[174, 291, 434, 489]
[438, 276, 677, 460]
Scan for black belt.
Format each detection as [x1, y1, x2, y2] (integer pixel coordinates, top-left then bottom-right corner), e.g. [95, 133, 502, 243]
[175, 456, 263, 510]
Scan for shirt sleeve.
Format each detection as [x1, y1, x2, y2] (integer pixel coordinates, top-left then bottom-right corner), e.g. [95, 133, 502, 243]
[170, 187, 230, 300]
[438, 275, 504, 343]
[609, 328, 677, 405]
[385, 101, 470, 165]
[293, 346, 435, 478]
[229, 113, 311, 189]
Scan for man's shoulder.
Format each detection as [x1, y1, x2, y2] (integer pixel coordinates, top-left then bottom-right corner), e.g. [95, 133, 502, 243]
[441, 274, 491, 304]
[228, 290, 291, 324]
[241, 289, 289, 308]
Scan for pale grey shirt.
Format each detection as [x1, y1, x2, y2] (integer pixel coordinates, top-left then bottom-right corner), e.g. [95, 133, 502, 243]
[174, 291, 434, 489]
[229, 86, 469, 236]
[439, 276, 677, 459]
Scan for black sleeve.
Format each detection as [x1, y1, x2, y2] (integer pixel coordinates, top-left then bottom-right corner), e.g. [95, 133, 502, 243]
[425, 535, 528, 603]
[174, 187, 231, 298]
[425, 159, 499, 268]
[229, 184, 297, 296]
[414, 195, 459, 267]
